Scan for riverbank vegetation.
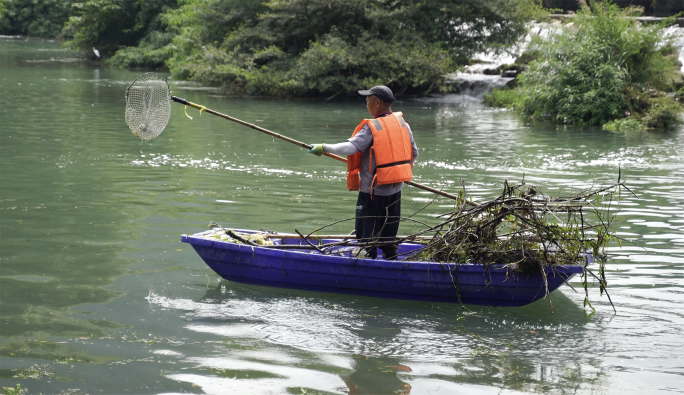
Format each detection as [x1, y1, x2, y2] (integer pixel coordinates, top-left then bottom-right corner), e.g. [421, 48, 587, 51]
[484, 1, 683, 130]
[3, 0, 682, 113]
[1, 0, 545, 97]
[110, 0, 546, 97]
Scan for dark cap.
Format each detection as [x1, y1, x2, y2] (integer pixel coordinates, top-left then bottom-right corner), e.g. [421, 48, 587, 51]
[358, 86, 394, 103]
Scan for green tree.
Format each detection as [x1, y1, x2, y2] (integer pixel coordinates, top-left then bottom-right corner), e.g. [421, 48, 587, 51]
[157, 0, 542, 97]
[0, 0, 74, 37]
[62, 0, 177, 58]
[108, 0, 267, 68]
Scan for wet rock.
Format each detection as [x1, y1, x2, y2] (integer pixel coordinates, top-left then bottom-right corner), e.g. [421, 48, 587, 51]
[505, 64, 527, 73]
[505, 78, 518, 89]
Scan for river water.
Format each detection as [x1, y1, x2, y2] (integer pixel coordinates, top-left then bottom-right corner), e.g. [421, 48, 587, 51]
[0, 38, 682, 395]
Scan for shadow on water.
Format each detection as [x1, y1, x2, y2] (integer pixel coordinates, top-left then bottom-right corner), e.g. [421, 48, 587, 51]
[147, 280, 609, 394]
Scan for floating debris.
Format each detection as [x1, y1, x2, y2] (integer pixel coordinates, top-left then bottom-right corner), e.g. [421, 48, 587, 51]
[200, 226, 274, 246]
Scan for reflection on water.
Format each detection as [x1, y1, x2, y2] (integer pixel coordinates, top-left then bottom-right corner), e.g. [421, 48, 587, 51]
[1, 38, 683, 394]
[342, 357, 412, 395]
[146, 283, 609, 394]
[128, 152, 314, 179]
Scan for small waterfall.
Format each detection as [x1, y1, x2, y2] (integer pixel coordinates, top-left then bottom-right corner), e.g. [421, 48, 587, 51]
[664, 24, 684, 73]
[436, 21, 559, 103]
[445, 73, 515, 100]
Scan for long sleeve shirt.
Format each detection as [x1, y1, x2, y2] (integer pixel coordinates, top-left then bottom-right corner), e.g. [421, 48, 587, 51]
[324, 119, 418, 196]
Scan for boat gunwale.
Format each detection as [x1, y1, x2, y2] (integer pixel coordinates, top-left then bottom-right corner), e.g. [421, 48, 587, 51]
[181, 230, 586, 275]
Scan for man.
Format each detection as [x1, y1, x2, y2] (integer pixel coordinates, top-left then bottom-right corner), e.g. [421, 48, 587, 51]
[309, 86, 419, 260]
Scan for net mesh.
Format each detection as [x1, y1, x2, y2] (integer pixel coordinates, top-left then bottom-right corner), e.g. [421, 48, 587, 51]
[125, 73, 171, 141]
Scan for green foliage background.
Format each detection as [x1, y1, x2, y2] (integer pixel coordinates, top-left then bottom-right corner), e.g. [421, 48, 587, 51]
[0, 0, 74, 37]
[0, 0, 543, 97]
[96, 0, 543, 97]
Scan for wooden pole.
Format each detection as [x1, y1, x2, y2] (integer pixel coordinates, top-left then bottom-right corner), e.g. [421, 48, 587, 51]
[172, 96, 461, 201]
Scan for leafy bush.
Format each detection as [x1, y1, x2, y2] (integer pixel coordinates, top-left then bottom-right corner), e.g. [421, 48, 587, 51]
[2, 384, 26, 395]
[515, 1, 682, 127]
[514, 50, 541, 65]
[109, 0, 282, 75]
[520, 44, 627, 125]
[0, 0, 74, 37]
[483, 88, 523, 109]
[602, 118, 645, 132]
[106, 30, 175, 68]
[642, 96, 683, 128]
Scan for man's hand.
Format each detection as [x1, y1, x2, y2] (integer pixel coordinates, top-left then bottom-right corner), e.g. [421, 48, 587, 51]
[308, 144, 325, 156]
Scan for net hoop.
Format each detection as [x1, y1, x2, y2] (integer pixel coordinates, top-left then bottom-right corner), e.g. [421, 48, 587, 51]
[125, 72, 172, 141]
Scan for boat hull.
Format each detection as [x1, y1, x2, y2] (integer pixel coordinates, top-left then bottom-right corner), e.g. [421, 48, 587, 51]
[181, 230, 584, 307]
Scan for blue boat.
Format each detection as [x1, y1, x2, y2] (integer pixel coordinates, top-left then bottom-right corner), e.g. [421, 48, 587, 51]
[181, 229, 586, 307]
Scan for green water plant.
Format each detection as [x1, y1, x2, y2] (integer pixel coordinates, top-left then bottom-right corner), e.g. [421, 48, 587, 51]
[9, 364, 54, 380]
[602, 118, 645, 132]
[2, 384, 26, 395]
[642, 96, 683, 128]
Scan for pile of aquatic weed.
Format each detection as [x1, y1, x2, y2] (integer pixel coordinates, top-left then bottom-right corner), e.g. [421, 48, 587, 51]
[406, 177, 632, 309]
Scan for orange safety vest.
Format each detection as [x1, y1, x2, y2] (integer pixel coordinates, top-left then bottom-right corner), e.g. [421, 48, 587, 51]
[347, 112, 413, 192]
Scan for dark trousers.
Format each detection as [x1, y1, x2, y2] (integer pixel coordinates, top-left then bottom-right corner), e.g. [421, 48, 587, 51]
[355, 191, 401, 259]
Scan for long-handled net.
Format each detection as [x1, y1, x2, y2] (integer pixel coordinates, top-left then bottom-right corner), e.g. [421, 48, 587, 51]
[124, 73, 171, 141]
